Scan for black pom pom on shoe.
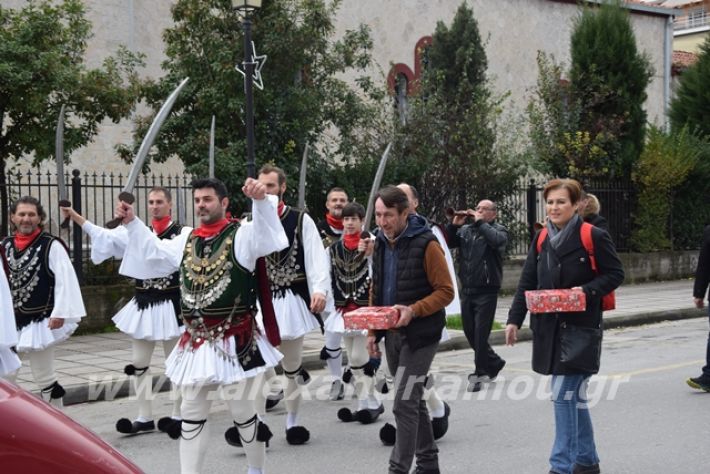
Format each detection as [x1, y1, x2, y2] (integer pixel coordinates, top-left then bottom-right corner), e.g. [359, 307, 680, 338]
[225, 426, 242, 447]
[337, 408, 355, 422]
[379, 423, 396, 446]
[285, 426, 310, 445]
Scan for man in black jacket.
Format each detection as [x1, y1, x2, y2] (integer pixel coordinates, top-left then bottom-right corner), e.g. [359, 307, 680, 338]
[446, 199, 508, 392]
[689, 224, 710, 392]
[367, 186, 453, 474]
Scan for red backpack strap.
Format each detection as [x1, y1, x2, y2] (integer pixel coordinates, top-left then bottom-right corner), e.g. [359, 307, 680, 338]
[536, 228, 548, 254]
[580, 222, 598, 273]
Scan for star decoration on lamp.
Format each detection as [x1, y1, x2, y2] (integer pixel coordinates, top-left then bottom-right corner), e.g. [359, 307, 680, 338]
[236, 41, 267, 91]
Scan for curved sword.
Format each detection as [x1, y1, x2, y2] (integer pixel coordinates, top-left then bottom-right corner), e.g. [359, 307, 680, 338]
[363, 142, 393, 231]
[209, 115, 215, 178]
[55, 105, 71, 228]
[106, 77, 190, 228]
[297, 142, 309, 210]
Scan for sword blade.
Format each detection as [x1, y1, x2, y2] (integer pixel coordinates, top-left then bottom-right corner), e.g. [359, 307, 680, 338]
[209, 115, 215, 179]
[123, 77, 190, 193]
[176, 182, 186, 224]
[55, 104, 67, 202]
[363, 142, 393, 231]
[297, 142, 309, 209]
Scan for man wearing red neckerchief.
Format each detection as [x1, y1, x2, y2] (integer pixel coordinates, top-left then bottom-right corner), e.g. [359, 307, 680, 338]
[114, 177, 287, 474]
[62, 186, 187, 436]
[316, 187, 349, 248]
[243, 164, 331, 447]
[2, 196, 85, 408]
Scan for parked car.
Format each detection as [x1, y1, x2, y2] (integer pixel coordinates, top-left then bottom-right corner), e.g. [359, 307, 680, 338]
[0, 379, 143, 473]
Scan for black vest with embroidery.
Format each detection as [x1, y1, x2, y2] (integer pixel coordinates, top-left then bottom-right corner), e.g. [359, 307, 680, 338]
[134, 222, 182, 324]
[317, 219, 342, 248]
[266, 207, 311, 305]
[330, 240, 370, 308]
[180, 222, 258, 320]
[2, 232, 60, 330]
[179, 223, 265, 372]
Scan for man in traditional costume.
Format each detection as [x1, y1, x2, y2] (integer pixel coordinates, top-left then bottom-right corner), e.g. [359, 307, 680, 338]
[2, 196, 85, 408]
[316, 187, 349, 248]
[252, 164, 331, 446]
[115, 177, 287, 474]
[324, 202, 383, 423]
[62, 186, 189, 434]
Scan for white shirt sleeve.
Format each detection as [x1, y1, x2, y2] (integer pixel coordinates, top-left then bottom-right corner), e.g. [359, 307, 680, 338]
[82, 221, 129, 263]
[48, 240, 86, 319]
[119, 219, 192, 279]
[233, 195, 289, 271]
[301, 213, 331, 297]
[0, 262, 18, 347]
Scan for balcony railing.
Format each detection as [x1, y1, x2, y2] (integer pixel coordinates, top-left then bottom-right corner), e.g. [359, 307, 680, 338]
[674, 12, 710, 30]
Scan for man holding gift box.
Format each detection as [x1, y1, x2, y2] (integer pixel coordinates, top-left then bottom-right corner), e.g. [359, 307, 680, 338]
[367, 185, 454, 474]
[446, 198, 508, 392]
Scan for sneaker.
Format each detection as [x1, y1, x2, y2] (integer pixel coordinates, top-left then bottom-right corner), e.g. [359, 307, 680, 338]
[686, 374, 710, 392]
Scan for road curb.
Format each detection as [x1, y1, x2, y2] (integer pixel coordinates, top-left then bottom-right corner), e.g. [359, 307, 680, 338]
[63, 307, 705, 405]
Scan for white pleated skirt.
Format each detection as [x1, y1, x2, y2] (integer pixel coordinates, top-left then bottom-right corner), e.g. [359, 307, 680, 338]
[16, 319, 79, 352]
[165, 332, 283, 387]
[112, 298, 182, 341]
[273, 291, 320, 340]
[0, 346, 21, 377]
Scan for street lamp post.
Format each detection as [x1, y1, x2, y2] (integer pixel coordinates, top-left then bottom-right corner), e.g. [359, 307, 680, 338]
[233, 0, 262, 179]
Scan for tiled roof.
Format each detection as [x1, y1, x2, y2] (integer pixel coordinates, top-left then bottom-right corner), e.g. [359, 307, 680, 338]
[672, 50, 699, 74]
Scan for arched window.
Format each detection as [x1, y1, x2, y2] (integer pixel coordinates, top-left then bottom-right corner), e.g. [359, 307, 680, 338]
[395, 73, 409, 124]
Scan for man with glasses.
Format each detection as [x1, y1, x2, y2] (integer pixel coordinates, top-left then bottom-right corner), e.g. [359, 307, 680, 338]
[446, 199, 508, 392]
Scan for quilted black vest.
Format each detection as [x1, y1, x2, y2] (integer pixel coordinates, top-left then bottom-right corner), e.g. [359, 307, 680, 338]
[372, 231, 445, 350]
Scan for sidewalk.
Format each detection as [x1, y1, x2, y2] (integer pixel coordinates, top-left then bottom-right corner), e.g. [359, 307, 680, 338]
[13, 280, 704, 404]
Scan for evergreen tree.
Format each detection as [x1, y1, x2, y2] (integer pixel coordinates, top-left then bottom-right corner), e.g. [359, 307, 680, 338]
[0, 0, 144, 235]
[669, 35, 710, 137]
[121, 0, 387, 213]
[569, 1, 653, 178]
[390, 2, 525, 221]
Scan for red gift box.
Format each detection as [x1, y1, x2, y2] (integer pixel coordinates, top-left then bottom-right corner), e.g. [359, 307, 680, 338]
[524, 289, 587, 314]
[343, 306, 400, 330]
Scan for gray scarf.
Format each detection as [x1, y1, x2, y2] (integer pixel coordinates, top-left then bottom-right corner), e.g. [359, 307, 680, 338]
[546, 213, 581, 250]
[545, 214, 581, 268]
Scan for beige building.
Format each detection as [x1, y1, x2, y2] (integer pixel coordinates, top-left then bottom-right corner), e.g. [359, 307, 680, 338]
[3, 0, 678, 175]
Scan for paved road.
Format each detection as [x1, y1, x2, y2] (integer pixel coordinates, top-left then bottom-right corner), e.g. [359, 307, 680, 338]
[65, 318, 710, 473]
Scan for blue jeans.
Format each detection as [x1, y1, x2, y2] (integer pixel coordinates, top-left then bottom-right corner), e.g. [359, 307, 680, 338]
[549, 374, 599, 474]
[703, 307, 710, 377]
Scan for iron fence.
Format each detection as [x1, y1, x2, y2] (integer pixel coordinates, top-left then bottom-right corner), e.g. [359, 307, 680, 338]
[1, 169, 195, 284]
[1, 170, 637, 283]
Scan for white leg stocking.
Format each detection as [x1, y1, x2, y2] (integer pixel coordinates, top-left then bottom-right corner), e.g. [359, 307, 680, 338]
[346, 335, 379, 410]
[179, 384, 215, 474]
[280, 337, 305, 427]
[323, 331, 344, 379]
[224, 377, 266, 471]
[29, 347, 63, 408]
[132, 338, 156, 421]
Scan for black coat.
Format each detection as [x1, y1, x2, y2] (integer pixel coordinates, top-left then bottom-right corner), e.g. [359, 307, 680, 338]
[584, 213, 608, 232]
[507, 219, 624, 375]
[693, 225, 710, 302]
